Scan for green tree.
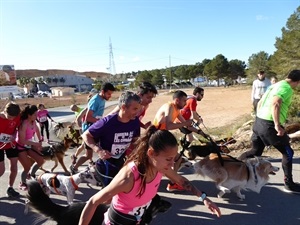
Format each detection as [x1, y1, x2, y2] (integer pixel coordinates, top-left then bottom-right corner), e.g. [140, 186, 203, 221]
[270, 6, 300, 77]
[52, 77, 58, 86]
[247, 51, 271, 79]
[135, 70, 152, 84]
[228, 59, 246, 79]
[46, 77, 52, 84]
[59, 77, 66, 86]
[204, 54, 229, 86]
[151, 69, 164, 86]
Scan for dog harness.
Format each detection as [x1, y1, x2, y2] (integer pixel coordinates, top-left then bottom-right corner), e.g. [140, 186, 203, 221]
[38, 173, 78, 195]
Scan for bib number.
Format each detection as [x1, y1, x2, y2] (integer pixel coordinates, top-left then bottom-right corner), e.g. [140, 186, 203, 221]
[0, 133, 12, 143]
[128, 201, 151, 221]
[39, 116, 47, 122]
[110, 144, 129, 159]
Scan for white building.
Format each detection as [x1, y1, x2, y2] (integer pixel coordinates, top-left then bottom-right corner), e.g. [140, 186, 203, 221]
[37, 74, 94, 92]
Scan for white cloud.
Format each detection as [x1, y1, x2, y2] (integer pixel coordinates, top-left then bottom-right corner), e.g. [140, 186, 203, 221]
[119, 56, 125, 61]
[256, 15, 269, 21]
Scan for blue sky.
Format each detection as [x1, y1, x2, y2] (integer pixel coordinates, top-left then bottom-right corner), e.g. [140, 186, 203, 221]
[0, 0, 299, 73]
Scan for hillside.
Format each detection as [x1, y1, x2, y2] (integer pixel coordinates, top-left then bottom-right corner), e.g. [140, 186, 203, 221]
[16, 69, 110, 79]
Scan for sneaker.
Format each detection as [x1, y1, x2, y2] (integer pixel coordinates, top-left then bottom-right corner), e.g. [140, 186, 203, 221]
[41, 136, 44, 141]
[284, 182, 300, 194]
[69, 165, 78, 175]
[19, 182, 28, 191]
[7, 187, 20, 198]
[71, 154, 77, 165]
[166, 183, 185, 192]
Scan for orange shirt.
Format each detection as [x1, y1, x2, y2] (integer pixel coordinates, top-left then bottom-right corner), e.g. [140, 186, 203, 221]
[153, 102, 180, 130]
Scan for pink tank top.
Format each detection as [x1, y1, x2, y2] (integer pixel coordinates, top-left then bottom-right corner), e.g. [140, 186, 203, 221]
[104, 161, 162, 223]
[16, 120, 36, 148]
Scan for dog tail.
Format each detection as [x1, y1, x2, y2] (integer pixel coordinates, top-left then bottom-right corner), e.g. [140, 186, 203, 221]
[26, 180, 66, 222]
[26, 180, 107, 225]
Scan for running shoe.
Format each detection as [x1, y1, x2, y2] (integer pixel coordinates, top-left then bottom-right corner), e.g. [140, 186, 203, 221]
[166, 183, 185, 192]
[7, 187, 20, 198]
[69, 165, 78, 175]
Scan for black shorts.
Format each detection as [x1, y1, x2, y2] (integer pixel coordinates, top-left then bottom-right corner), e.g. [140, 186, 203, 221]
[84, 142, 92, 150]
[0, 148, 19, 162]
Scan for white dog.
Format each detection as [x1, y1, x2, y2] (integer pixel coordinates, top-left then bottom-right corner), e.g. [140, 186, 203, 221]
[194, 153, 280, 200]
[37, 166, 98, 204]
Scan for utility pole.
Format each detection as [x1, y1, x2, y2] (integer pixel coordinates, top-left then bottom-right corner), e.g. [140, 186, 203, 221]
[169, 55, 172, 91]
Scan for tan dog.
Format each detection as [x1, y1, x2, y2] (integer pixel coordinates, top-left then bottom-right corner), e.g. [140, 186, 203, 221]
[194, 153, 279, 200]
[39, 136, 75, 175]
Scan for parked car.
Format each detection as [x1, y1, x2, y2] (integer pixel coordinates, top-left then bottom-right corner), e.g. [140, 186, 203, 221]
[13, 93, 24, 99]
[26, 93, 34, 98]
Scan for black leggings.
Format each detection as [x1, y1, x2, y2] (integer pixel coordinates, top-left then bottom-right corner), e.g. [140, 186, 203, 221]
[40, 120, 50, 139]
[239, 117, 293, 180]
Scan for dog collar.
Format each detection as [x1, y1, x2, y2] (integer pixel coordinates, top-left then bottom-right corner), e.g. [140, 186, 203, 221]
[70, 176, 78, 190]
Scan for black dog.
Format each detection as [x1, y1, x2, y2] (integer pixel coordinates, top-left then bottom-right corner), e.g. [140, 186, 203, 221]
[26, 180, 171, 225]
[184, 138, 236, 160]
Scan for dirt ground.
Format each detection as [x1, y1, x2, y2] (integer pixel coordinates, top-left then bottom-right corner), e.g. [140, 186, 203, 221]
[140, 85, 253, 130]
[1, 86, 252, 129]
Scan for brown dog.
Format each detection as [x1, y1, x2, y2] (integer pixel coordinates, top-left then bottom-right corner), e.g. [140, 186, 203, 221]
[67, 125, 82, 146]
[194, 153, 279, 199]
[39, 136, 76, 175]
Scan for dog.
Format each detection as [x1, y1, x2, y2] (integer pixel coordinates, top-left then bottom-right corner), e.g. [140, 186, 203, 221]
[26, 180, 172, 225]
[53, 121, 73, 140]
[39, 136, 75, 175]
[178, 155, 193, 170]
[180, 134, 235, 160]
[67, 124, 82, 146]
[37, 166, 98, 204]
[194, 153, 279, 200]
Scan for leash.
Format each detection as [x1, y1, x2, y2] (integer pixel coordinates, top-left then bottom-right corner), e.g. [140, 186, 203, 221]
[193, 121, 224, 166]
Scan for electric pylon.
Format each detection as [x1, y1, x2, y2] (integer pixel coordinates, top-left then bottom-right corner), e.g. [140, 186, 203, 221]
[108, 37, 116, 76]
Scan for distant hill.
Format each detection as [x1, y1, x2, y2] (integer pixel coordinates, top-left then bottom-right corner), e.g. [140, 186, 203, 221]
[16, 69, 110, 79]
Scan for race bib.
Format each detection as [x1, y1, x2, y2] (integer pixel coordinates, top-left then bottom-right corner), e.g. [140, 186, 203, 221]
[39, 116, 47, 122]
[110, 143, 129, 159]
[128, 201, 151, 221]
[0, 133, 12, 143]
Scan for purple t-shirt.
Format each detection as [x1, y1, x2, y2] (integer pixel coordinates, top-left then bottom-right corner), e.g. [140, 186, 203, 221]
[88, 113, 140, 158]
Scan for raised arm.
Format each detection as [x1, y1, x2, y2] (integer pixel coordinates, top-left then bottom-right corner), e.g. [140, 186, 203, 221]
[164, 168, 221, 217]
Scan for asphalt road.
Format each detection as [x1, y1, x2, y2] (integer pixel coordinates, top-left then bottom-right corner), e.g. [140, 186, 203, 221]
[1, 103, 300, 225]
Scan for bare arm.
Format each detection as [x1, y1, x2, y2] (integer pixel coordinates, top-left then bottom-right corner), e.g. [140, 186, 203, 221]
[272, 96, 284, 136]
[75, 107, 88, 127]
[18, 122, 42, 149]
[79, 166, 134, 225]
[85, 109, 98, 124]
[192, 111, 203, 124]
[81, 130, 112, 159]
[165, 107, 192, 130]
[164, 169, 221, 217]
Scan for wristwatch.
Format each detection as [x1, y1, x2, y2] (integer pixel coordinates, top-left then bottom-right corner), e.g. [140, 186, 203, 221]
[199, 192, 207, 202]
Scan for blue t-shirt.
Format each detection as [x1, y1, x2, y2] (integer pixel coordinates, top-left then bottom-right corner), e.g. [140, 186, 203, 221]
[82, 94, 106, 132]
[88, 113, 140, 159]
